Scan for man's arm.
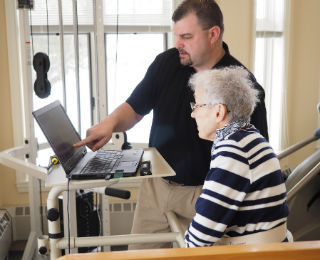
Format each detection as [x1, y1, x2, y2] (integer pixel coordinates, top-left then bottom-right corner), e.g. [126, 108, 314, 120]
[74, 102, 143, 151]
[250, 80, 269, 141]
[251, 94, 269, 140]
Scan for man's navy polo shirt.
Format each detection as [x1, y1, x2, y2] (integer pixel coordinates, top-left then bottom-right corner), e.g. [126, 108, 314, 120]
[127, 42, 268, 186]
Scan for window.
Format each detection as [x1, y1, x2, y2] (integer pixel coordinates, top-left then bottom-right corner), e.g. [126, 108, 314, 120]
[103, 0, 171, 143]
[7, 0, 172, 189]
[254, 0, 288, 152]
[31, 33, 92, 165]
[106, 33, 165, 143]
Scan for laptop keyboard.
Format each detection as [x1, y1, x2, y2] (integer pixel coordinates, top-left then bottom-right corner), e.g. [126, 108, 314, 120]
[81, 150, 123, 174]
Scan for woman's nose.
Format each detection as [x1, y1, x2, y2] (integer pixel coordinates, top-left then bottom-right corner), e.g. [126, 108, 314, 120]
[191, 111, 195, 118]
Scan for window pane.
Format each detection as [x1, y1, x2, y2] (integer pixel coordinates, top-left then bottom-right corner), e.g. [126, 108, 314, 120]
[255, 0, 286, 152]
[254, 36, 284, 152]
[104, 0, 172, 26]
[63, 34, 92, 139]
[254, 37, 265, 84]
[30, 0, 93, 26]
[32, 35, 65, 144]
[31, 34, 91, 165]
[106, 33, 165, 143]
[256, 0, 285, 32]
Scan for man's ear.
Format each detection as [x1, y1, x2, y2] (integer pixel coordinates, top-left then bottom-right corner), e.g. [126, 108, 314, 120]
[208, 26, 221, 44]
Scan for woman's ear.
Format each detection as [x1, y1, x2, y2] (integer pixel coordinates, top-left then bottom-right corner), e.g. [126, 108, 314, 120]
[216, 104, 228, 122]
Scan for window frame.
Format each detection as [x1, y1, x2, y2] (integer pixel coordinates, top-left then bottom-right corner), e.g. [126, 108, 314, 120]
[5, 0, 172, 192]
[253, 0, 291, 153]
[104, 31, 168, 145]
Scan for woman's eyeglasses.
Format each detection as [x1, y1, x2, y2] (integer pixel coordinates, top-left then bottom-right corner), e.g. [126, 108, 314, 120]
[190, 102, 210, 111]
[190, 102, 230, 113]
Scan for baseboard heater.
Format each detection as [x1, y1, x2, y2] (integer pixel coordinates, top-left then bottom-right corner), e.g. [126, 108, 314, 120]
[0, 209, 12, 260]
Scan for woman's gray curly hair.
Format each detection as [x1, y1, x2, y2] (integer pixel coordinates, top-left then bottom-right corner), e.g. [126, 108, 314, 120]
[189, 66, 259, 122]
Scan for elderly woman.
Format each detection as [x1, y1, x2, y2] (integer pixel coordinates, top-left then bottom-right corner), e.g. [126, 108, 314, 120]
[185, 66, 291, 247]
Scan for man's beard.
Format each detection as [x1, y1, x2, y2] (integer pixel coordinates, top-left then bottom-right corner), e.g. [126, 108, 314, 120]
[178, 48, 193, 66]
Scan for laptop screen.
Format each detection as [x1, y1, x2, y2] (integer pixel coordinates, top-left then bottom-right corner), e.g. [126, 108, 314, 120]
[33, 101, 87, 175]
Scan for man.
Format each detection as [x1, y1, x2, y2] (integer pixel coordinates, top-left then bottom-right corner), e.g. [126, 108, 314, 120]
[74, 0, 268, 249]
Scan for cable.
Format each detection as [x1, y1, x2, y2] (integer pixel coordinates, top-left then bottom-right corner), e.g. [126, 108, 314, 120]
[94, 192, 102, 252]
[45, 0, 50, 55]
[46, 155, 59, 171]
[95, 192, 102, 237]
[76, 0, 79, 41]
[29, 7, 34, 57]
[67, 178, 71, 254]
[38, 179, 44, 234]
[73, 0, 82, 134]
[115, 0, 119, 64]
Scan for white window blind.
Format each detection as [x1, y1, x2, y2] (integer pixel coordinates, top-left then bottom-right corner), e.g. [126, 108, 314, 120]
[254, 0, 287, 152]
[29, 0, 172, 27]
[256, 0, 284, 32]
[104, 0, 172, 26]
[29, 0, 93, 25]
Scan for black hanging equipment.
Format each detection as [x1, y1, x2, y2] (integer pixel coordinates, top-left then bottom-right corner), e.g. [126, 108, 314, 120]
[31, 0, 51, 98]
[33, 52, 51, 98]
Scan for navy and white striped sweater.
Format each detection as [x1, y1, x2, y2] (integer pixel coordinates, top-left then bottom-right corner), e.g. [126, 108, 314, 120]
[185, 122, 289, 247]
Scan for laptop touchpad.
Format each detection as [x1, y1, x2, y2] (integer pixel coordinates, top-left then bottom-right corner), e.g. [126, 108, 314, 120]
[116, 161, 138, 170]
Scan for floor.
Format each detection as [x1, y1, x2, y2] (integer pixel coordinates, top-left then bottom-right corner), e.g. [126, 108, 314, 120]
[7, 241, 25, 260]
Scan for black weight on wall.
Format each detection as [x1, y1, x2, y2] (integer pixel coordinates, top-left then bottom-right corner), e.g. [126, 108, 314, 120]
[33, 52, 51, 98]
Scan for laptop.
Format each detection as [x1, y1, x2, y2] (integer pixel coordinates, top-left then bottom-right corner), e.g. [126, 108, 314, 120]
[32, 100, 144, 180]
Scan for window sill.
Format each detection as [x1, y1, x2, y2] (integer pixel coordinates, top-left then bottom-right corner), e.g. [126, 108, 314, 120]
[16, 180, 50, 193]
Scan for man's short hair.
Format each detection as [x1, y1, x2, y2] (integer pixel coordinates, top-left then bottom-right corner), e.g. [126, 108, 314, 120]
[172, 0, 224, 36]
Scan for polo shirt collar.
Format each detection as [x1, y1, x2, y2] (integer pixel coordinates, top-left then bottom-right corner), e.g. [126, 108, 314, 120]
[212, 41, 231, 69]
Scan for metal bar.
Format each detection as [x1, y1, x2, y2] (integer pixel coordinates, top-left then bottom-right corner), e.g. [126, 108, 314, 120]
[101, 192, 111, 252]
[94, 0, 107, 121]
[47, 184, 183, 259]
[56, 233, 180, 249]
[287, 161, 320, 201]
[72, 0, 81, 133]
[47, 186, 64, 260]
[277, 135, 319, 160]
[166, 211, 185, 247]
[0, 148, 47, 181]
[17, 9, 42, 259]
[58, 0, 67, 108]
[62, 190, 78, 254]
[22, 231, 38, 260]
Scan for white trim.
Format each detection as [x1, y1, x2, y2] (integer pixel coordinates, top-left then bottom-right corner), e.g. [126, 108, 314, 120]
[251, 0, 257, 72]
[95, 0, 107, 121]
[17, 180, 50, 193]
[29, 24, 171, 33]
[5, 1, 24, 147]
[5, 0, 28, 187]
[58, 0, 67, 107]
[280, 0, 291, 151]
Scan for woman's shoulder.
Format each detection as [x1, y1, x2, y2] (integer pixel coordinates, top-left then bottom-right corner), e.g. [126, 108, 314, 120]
[217, 127, 268, 153]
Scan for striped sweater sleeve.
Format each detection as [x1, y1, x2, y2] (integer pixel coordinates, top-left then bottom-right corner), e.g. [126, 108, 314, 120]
[185, 131, 288, 247]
